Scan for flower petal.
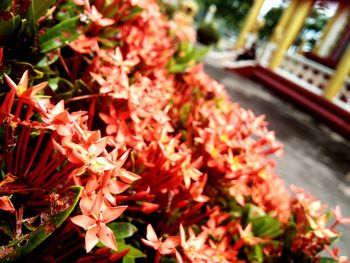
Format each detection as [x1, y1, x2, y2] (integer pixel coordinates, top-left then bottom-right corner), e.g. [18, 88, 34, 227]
[85, 226, 99, 253]
[108, 180, 130, 195]
[71, 215, 95, 230]
[0, 196, 15, 213]
[141, 238, 159, 250]
[146, 224, 158, 243]
[141, 202, 159, 214]
[118, 170, 141, 184]
[98, 224, 117, 251]
[101, 205, 127, 223]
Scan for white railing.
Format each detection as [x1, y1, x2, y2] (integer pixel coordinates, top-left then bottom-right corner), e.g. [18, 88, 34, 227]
[276, 52, 350, 113]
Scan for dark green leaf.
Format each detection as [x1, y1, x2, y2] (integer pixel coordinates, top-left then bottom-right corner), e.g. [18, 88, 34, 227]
[283, 224, 296, 249]
[31, 0, 55, 21]
[161, 258, 178, 263]
[39, 16, 81, 52]
[75, 79, 93, 94]
[25, 0, 55, 39]
[0, 186, 82, 262]
[0, 15, 21, 44]
[48, 77, 75, 99]
[108, 222, 138, 239]
[0, 0, 11, 11]
[0, 219, 13, 238]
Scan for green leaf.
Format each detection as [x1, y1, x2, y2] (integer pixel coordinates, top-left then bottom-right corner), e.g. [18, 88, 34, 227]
[167, 42, 210, 73]
[161, 258, 178, 263]
[191, 46, 211, 61]
[48, 77, 60, 91]
[125, 246, 145, 258]
[283, 224, 296, 249]
[31, 0, 56, 21]
[56, 2, 77, 21]
[248, 245, 264, 263]
[320, 258, 338, 263]
[0, 15, 21, 44]
[251, 215, 282, 239]
[75, 79, 93, 94]
[0, 186, 82, 262]
[48, 77, 75, 99]
[243, 204, 266, 223]
[99, 238, 145, 260]
[98, 37, 119, 48]
[167, 60, 191, 74]
[179, 103, 191, 125]
[108, 222, 138, 239]
[39, 16, 81, 52]
[122, 257, 135, 263]
[25, 0, 55, 39]
[121, 7, 143, 22]
[115, 239, 145, 260]
[36, 53, 59, 67]
[0, 219, 14, 238]
[0, 0, 11, 11]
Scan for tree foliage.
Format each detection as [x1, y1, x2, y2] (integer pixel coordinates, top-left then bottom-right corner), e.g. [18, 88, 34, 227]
[196, 0, 254, 33]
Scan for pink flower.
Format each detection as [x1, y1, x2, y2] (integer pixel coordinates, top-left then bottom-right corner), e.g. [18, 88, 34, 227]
[331, 205, 350, 227]
[71, 192, 127, 252]
[141, 224, 179, 255]
[179, 224, 209, 261]
[306, 214, 338, 239]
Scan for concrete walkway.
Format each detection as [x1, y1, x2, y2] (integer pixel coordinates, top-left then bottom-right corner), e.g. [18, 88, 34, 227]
[204, 64, 350, 256]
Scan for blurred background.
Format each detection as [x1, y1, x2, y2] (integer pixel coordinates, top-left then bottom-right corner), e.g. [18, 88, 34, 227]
[162, 0, 350, 255]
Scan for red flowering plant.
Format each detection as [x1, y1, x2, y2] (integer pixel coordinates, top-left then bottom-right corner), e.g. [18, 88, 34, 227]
[0, 1, 349, 262]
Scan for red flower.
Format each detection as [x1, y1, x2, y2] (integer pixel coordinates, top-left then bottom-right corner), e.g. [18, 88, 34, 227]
[4, 70, 47, 102]
[0, 89, 15, 123]
[0, 196, 15, 213]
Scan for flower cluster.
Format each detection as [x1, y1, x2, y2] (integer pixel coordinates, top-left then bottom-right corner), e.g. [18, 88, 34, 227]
[0, 0, 349, 262]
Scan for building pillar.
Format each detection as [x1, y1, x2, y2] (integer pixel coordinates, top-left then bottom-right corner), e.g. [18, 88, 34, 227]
[313, 3, 345, 55]
[324, 43, 350, 100]
[270, 0, 298, 43]
[234, 0, 264, 49]
[268, 0, 313, 69]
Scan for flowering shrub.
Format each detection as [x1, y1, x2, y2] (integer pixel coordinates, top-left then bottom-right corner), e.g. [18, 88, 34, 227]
[0, 1, 349, 262]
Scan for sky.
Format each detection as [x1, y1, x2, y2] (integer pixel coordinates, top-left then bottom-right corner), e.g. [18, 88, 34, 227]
[259, 0, 338, 18]
[259, 0, 286, 17]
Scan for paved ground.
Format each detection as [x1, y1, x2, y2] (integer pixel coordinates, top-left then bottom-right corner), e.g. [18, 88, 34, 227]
[204, 64, 350, 256]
